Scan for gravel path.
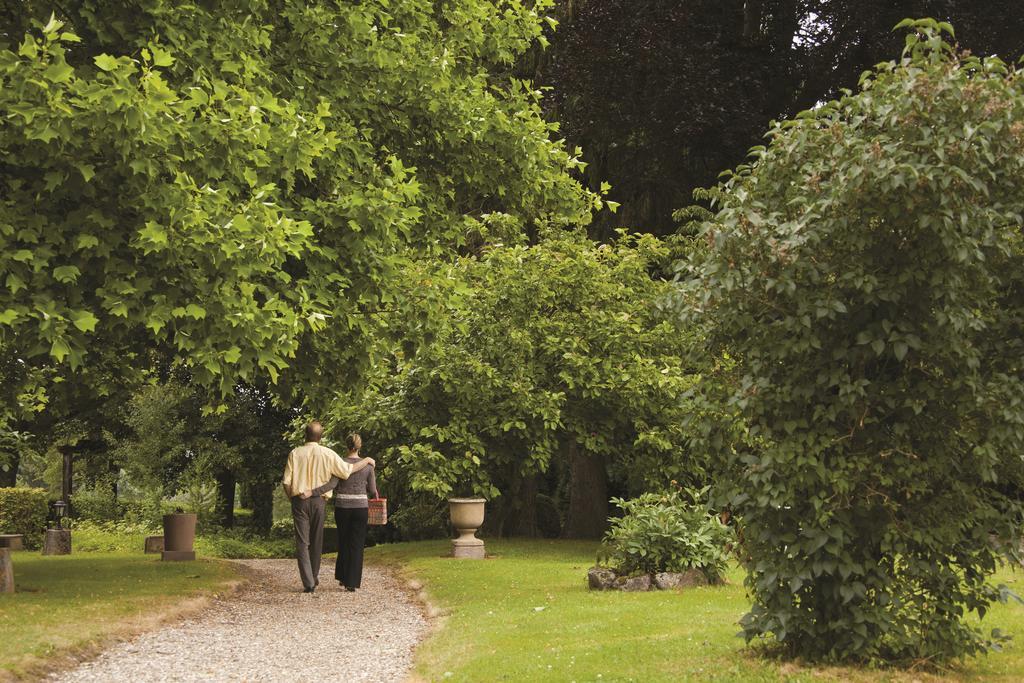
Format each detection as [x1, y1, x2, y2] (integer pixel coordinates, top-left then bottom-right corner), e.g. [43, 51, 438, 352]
[54, 559, 429, 682]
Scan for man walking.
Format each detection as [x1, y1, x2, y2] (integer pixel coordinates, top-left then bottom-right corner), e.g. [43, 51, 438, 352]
[282, 421, 374, 593]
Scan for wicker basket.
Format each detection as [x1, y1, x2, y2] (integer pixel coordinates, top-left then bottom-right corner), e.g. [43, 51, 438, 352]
[368, 497, 388, 526]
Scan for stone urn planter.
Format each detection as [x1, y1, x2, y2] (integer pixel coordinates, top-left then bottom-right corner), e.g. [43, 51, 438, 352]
[162, 513, 197, 561]
[449, 498, 486, 559]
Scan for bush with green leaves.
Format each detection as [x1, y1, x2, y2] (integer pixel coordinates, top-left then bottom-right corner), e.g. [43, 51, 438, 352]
[71, 486, 121, 522]
[675, 20, 1024, 663]
[599, 488, 733, 581]
[0, 486, 49, 548]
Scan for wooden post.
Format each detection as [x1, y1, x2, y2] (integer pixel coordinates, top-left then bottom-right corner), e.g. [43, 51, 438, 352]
[0, 548, 13, 593]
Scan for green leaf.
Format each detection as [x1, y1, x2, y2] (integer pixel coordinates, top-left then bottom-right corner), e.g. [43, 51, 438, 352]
[42, 12, 63, 35]
[19, 36, 38, 58]
[6, 274, 26, 294]
[94, 54, 119, 72]
[77, 234, 100, 249]
[151, 46, 175, 67]
[76, 164, 95, 182]
[44, 60, 75, 84]
[138, 221, 168, 247]
[185, 304, 207, 320]
[69, 310, 99, 333]
[0, 309, 18, 325]
[53, 265, 80, 283]
[50, 337, 71, 362]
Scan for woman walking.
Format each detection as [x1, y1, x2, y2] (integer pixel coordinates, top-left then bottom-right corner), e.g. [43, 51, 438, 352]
[304, 433, 378, 591]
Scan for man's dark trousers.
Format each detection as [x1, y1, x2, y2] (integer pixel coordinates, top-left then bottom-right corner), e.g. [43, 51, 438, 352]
[291, 495, 326, 590]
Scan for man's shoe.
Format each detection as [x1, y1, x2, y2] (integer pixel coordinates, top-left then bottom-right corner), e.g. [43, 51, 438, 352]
[346, 587, 356, 592]
[303, 586, 315, 593]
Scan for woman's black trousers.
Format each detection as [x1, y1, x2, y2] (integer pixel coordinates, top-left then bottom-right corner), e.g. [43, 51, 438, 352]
[334, 506, 368, 588]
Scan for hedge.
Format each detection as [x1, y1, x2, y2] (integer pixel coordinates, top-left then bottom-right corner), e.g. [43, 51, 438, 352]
[0, 487, 49, 549]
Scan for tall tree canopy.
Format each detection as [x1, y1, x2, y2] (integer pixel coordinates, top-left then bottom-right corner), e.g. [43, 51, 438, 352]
[0, 0, 595, 407]
[543, 0, 1024, 236]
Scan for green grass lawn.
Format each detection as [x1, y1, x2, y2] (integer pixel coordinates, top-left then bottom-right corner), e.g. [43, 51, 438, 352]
[0, 551, 238, 680]
[367, 539, 1024, 682]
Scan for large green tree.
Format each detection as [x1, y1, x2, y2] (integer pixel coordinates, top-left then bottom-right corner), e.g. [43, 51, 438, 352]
[0, 0, 595, 400]
[330, 231, 702, 538]
[113, 376, 292, 530]
[676, 21, 1024, 663]
[0, 1, 598, 504]
[542, 0, 1024, 237]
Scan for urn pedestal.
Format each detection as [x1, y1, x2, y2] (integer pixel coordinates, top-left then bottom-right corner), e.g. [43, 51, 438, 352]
[449, 498, 486, 559]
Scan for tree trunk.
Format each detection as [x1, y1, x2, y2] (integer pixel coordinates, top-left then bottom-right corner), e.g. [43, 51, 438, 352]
[508, 474, 540, 537]
[0, 451, 17, 487]
[61, 447, 73, 515]
[250, 481, 274, 533]
[563, 436, 608, 539]
[213, 469, 235, 528]
[743, 0, 763, 41]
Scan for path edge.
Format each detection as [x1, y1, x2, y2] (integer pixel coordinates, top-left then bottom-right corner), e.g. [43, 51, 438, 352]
[365, 556, 448, 683]
[3, 561, 249, 683]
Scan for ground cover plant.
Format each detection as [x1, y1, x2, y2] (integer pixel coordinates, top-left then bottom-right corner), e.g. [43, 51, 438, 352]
[368, 538, 1024, 682]
[675, 21, 1024, 663]
[0, 552, 238, 679]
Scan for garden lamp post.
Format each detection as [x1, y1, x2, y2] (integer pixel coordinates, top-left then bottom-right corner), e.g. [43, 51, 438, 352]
[43, 500, 72, 556]
[52, 500, 67, 530]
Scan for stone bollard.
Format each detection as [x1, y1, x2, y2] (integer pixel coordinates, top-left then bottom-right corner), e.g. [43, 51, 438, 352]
[42, 529, 72, 556]
[0, 548, 13, 593]
[144, 536, 164, 554]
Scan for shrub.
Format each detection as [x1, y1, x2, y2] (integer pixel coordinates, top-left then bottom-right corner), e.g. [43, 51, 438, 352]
[71, 519, 158, 553]
[675, 20, 1024, 663]
[121, 497, 169, 527]
[0, 487, 49, 549]
[599, 488, 733, 581]
[73, 487, 122, 522]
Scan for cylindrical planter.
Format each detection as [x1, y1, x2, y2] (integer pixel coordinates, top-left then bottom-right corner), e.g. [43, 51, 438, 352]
[449, 498, 486, 559]
[161, 513, 196, 561]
